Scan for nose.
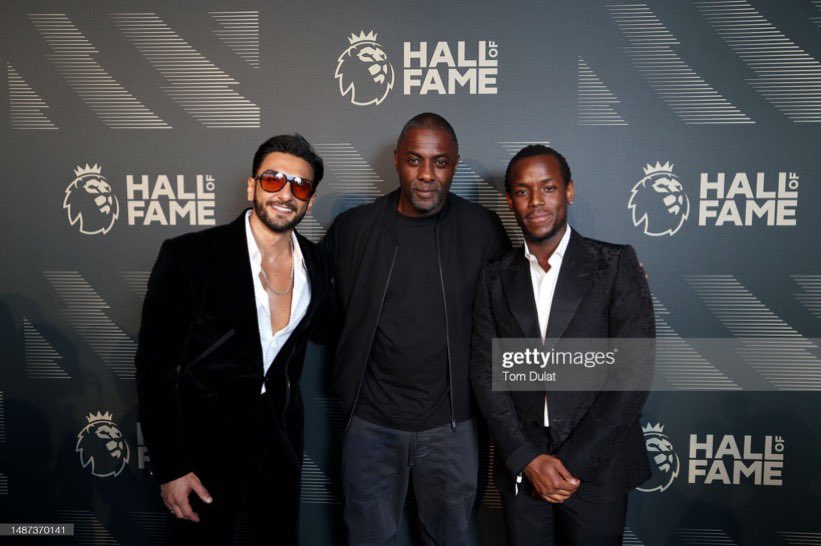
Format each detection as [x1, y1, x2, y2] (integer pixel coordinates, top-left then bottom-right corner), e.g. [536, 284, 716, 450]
[528, 190, 543, 208]
[272, 179, 295, 202]
[418, 160, 435, 183]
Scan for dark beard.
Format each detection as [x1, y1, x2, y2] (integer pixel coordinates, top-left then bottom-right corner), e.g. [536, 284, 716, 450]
[406, 183, 444, 213]
[253, 194, 306, 233]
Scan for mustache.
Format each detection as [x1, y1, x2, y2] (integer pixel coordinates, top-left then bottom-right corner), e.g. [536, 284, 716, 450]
[267, 199, 297, 212]
[411, 181, 441, 190]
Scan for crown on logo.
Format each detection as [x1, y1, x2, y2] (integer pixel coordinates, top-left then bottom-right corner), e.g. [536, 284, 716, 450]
[85, 411, 114, 424]
[643, 162, 674, 176]
[348, 30, 379, 44]
[74, 164, 102, 177]
[642, 422, 665, 433]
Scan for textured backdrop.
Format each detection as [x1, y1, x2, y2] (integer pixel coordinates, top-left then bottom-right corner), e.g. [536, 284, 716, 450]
[1, 0, 820, 544]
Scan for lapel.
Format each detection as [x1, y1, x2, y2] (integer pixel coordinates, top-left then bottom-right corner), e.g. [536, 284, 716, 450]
[292, 230, 324, 331]
[545, 230, 596, 340]
[224, 210, 264, 370]
[500, 250, 541, 339]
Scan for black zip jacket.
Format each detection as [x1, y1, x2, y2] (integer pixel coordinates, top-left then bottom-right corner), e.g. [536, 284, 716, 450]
[322, 190, 510, 429]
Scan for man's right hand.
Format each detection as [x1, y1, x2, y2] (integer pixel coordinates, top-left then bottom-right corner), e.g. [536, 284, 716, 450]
[160, 472, 213, 522]
[523, 454, 580, 503]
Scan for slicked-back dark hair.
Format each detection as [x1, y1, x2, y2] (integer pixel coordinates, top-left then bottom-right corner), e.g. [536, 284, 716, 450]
[396, 112, 458, 150]
[252, 133, 324, 188]
[504, 144, 571, 194]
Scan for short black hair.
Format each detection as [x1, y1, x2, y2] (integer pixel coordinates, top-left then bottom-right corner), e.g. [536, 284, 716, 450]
[252, 133, 324, 188]
[504, 144, 572, 194]
[396, 112, 458, 150]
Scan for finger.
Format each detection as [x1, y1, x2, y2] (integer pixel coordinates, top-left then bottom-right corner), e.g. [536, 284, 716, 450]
[178, 498, 200, 523]
[545, 469, 577, 492]
[543, 493, 571, 503]
[548, 488, 575, 496]
[552, 460, 580, 487]
[170, 504, 185, 520]
[190, 476, 213, 504]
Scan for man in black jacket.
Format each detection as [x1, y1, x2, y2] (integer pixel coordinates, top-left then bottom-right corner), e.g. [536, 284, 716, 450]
[470, 145, 654, 545]
[136, 134, 333, 545]
[322, 113, 510, 545]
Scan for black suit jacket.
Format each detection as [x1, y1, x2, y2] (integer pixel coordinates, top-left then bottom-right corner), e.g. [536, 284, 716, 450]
[470, 229, 654, 501]
[135, 210, 333, 489]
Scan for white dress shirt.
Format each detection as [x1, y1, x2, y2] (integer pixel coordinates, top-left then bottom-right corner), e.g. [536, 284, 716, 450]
[523, 226, 572, 427]
[245, 210, 311, 393]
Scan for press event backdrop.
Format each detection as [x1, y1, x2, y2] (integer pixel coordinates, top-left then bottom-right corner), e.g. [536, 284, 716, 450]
[1, 0, 820, 544]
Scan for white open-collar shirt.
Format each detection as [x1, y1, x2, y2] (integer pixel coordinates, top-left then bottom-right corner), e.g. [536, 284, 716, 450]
[523, 226, 572, 427]
[244, 210, 311, 393]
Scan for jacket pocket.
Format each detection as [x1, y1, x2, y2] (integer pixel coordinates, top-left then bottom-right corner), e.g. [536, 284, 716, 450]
[190, 328, 235, 365]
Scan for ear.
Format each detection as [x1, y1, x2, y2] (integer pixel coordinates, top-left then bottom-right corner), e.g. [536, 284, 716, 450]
[247, 177, 255, 202]
[305, 192, 317, 215]
[393, 149, 398, 171]
[566, 180, 575, 204]
[505, 193, 513, 211]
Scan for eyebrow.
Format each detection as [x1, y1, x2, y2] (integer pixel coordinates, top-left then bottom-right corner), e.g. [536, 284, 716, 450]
[512, 178, 554, 186]
[404, 150, 449, 158]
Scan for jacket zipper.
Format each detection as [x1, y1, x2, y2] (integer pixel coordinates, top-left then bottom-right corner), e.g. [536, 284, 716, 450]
[345, 246, 399, 431]
[434, 227, 457, 431]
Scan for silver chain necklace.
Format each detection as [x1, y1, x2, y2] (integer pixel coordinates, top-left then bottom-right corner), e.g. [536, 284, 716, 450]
[258, 240, 294, 297]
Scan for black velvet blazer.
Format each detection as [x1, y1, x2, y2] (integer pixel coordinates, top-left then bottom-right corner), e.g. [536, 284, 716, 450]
[135, 210, 333, 486]
[470, 229, 655, 501]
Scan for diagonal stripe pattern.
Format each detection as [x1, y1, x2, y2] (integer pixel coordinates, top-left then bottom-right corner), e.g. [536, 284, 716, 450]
[112, 13, 259, 128]
[210, 11, 259, 68]
[45, 271, 136, 380]
[608, 3, 753, 124]
[7, 63, 57, 130]
[578, 57, 628, 126]
[687, 274, 821, 390]
[653, 295, 740, 390]
[696, 0, 821, 123]
[29, 13, 170, 129]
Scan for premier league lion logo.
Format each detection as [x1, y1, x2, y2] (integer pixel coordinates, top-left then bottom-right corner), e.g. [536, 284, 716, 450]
[76, 411, 130, 478]
[335, 31, 395, 106]
[628, 162, 689, 237]
[64, 164, 119, 235]
[637, 423, 679, 493]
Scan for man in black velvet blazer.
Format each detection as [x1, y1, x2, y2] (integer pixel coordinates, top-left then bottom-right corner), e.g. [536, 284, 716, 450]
[470, 145, 655, 545]
[135, 134, 333, 545]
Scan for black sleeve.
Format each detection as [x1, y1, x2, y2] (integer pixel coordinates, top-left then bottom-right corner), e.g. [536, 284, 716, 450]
[308, 242, 341, 346]
[134, 239, 194, 484]
[469, 265, 542, 477]
[487, 210, 512, 262]
[555, 245, 655, 482]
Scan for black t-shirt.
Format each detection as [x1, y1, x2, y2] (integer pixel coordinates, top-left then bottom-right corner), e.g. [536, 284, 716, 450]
[355, 211, 450, 431]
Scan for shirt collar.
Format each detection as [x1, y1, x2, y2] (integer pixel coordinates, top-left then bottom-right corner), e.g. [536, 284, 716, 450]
[523, 225, 572, 266]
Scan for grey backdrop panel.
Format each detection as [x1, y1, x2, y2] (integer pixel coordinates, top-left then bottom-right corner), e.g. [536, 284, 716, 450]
[1, 0, 819, 544]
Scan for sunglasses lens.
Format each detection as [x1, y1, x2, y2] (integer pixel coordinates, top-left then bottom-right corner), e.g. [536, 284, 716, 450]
[258, 170, 313, 201]
[259, 172, 287, 193]
[291, 179, 313, 201]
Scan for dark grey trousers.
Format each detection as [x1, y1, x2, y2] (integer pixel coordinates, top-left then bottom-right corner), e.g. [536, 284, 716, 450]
[343, 416, 479, 546]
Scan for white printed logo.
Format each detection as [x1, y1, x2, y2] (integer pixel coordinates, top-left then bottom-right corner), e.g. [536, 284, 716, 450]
[335, 31, 395, 106]
[76, 411, 130, 478]
[637, 422, 679, 493]
[64, 164, 120, 235]
[628, 162, 690, 237]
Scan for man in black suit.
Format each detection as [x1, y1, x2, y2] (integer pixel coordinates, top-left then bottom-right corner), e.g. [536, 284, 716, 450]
[470, 145, 655, 545]
[135, 134, 333, 545]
